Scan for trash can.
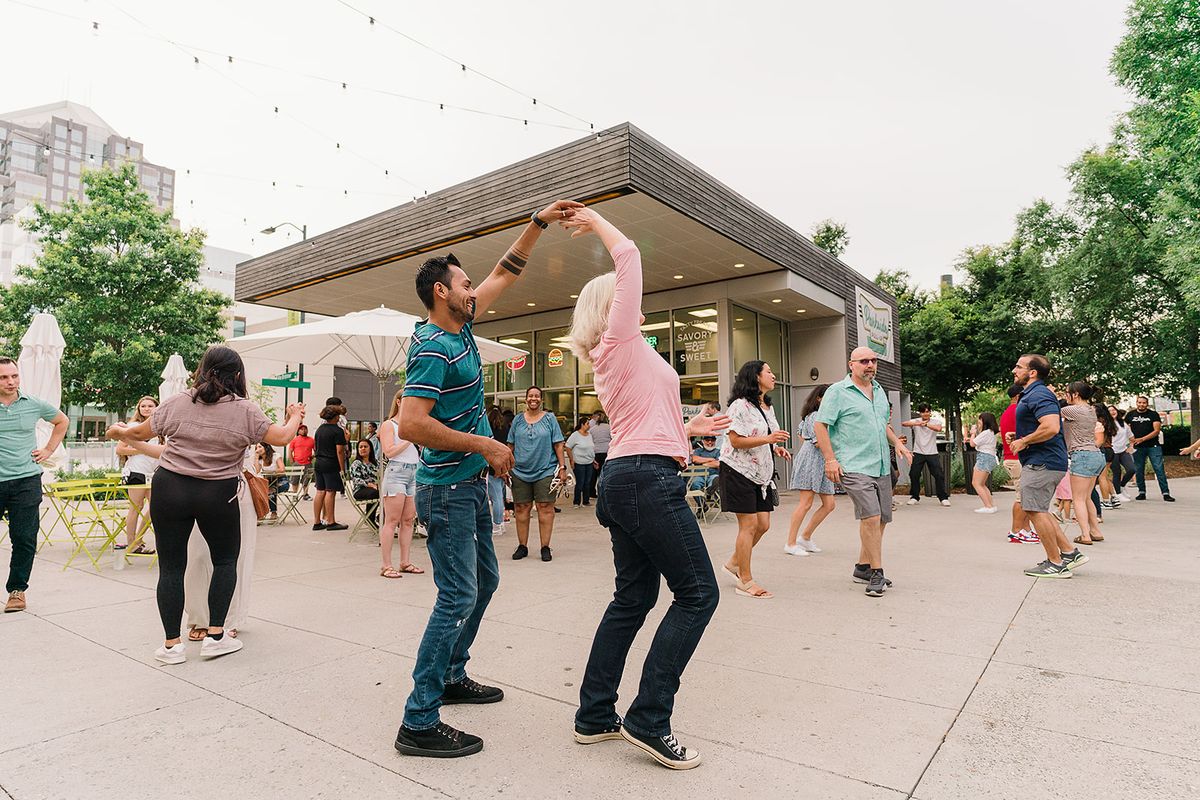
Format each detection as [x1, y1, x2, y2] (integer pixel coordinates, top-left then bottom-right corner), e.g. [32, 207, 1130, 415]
[963, 449, 977, 495]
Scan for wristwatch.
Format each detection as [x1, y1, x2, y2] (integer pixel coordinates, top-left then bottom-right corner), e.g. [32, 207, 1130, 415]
[531, 211, 548, 229]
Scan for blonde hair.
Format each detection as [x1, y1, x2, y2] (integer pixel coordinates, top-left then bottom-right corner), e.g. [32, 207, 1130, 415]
[387, 389, 403, 420]
[131, 396, 158, 423]
[567, 271, 617, 363]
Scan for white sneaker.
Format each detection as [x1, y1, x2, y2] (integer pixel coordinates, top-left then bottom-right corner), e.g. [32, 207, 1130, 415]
[940, 499, 952, 507]
[782, 544, 810, 557]
[796, 538, 822, 553]
[200, 635, 244, 659]
[973, 507, 998, 514]
[155, 643, 186, 665]
[905, 498, 920, 506]
[492, 524, 504, 537]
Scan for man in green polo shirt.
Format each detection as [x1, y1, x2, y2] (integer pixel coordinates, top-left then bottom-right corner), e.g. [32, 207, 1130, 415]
[393, 198, 582, 760]
[0, 356, 70, 613]
[814, 346, 911, 598]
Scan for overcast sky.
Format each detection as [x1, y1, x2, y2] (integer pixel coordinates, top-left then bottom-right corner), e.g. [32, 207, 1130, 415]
[3, 0, 1132, 288]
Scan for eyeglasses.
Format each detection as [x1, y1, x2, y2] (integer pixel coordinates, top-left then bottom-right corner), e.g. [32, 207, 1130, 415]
[853, 358, 878, 365]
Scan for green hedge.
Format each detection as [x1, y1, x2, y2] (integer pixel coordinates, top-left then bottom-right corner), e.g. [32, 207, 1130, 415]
[1162, 425, 1194, 455]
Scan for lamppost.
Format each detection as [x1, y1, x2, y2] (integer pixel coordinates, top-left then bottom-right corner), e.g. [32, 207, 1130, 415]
[260, 222, 308, 403]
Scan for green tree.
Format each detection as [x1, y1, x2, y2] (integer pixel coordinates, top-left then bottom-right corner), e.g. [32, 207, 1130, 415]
[0, 164, 229, 420]
[811, 219, 850, 257]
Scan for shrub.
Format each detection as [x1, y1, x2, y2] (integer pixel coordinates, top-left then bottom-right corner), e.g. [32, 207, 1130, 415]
[1162, 425, 1193, 455]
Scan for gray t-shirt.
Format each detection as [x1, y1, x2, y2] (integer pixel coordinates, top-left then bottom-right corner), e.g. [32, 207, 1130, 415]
[1061, 404, 1100, 453]
[152, 391, 272, 480]
[566, 431, 596, 465]
[590, 421, 611, 454]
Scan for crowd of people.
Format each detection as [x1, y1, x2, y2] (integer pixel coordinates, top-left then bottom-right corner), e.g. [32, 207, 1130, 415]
[4, 199, 1200, 775]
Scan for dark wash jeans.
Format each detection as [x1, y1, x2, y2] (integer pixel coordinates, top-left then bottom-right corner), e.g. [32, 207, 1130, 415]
[1132, 445, 1170, 496]
[576, 455, 720, 738]
[403, 476, 499, 730]
[1, 475, 42, 593]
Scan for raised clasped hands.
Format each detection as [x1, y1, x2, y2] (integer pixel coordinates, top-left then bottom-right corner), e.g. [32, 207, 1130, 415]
[537, 199, 585, 226]
[559, 206, 601, 238]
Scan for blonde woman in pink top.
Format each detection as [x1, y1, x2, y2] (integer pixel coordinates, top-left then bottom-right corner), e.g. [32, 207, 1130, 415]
[563, 206, 728, 771]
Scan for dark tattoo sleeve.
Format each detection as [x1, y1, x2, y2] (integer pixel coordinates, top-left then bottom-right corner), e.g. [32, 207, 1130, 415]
[499, 247, 528, 276]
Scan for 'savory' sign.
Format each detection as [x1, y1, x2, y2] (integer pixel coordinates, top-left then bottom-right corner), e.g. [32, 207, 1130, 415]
[855, 287, 894, 362]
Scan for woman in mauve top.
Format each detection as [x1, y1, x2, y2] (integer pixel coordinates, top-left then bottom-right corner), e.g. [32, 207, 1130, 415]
[563, 207, 728, 771]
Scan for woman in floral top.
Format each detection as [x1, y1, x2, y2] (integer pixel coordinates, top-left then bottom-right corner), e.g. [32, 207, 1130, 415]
[719, 360, 791, 598]
[348, 440, 379, 527]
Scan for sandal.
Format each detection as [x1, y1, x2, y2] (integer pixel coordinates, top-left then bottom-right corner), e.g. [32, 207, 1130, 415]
[722, 563, 740, 581]
[380, 566, 403, 579]
[130, 544, 155, 555]
[113, 543, 128, 551]
[1091, 534, 1105, 542]
[187, 626, 208, 642]
[1073, 535, 1093, 546]
[735, 580, 773, 599]
[398, 563, 425, 575]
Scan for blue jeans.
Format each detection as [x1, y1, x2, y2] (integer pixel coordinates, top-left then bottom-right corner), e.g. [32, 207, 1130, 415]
[1, 475, 42, 593]
[576, 455, 720, 738]
[403, 477, 499, 730]
[1132, 445, 1170, 496]
[573, 463, 594, 505]
[486, 474, 505, 526]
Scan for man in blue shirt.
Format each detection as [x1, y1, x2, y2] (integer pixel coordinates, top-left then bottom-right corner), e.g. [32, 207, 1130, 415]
[1007, 353, 1088, 579]
[394, 198, 582, 759]
[0, 356, 69, 613]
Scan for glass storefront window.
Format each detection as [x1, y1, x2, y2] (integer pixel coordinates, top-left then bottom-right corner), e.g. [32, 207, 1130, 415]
[732, 306, 758, 369]
[578, 388, 603, 418]
[495, 332, 533, 392]
[758, 316, 785, 381]
[539, 389, 576, 436]
[639, 311, 672, 364]
[482, 363, 496, 395]
[679, 376, 721, 406]
[674, 304, 720, 375]
[535, 327, 577, 387]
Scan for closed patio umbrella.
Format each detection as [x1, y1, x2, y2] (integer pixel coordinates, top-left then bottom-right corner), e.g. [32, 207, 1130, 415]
[17, 313, 66, 475]
[158, 353, 190, 403]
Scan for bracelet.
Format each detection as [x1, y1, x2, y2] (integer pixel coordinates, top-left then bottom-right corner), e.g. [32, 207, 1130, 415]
[531, 211, 548, 229]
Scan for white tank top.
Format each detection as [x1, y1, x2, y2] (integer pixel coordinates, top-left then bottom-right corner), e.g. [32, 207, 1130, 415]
[385, 420, 419, 465]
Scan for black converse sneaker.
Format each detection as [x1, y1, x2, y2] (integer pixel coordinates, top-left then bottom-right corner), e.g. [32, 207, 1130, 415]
[574, 716, 624, 744]
[394, 722, 483, 758]
[620, 726, 701, 770]
[852, 564, 893, 588]
[442, 677, 504, 705]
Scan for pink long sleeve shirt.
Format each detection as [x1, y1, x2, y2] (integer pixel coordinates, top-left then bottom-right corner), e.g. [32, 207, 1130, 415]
[590, 240, 690, 463]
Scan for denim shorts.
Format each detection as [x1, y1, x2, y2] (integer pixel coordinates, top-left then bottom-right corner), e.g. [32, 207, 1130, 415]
[974, 452, 998, 473]
[1069, 449, 1106, 478]
[382, 461, 417, 496]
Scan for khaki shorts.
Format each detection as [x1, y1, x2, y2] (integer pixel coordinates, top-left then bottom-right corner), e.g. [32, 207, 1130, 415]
[512, 474, 555, 505]
[1004, 459, 1021, 501]
[840, 472, 894, 524]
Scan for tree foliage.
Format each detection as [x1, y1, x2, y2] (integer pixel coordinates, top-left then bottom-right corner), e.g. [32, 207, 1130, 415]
[811, 219, 850, 257]
[0, 164, 229, 419]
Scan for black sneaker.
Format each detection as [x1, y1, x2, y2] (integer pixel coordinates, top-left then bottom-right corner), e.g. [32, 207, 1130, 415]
[1024, 559, 1073, 579]
[541, 546, 553, 562]
[1061, 549, 1090, 572]
[574, 716, 623, 744]
[852, 564, 893, 588]
[1164, 494, 1176, 502]
[865, 569, 886, 597]
[512, 544, 528, 560]
[326, 522, 348, 531]
[442, 677, 504, 705]
[394, 722, 483, 758]
[312, 523, 327, 531]
[619, 726, 701, 770]
[1136, 493, 1147, 501]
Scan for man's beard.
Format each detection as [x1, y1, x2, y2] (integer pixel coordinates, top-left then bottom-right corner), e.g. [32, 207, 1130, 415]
[451, 297, 475, 324]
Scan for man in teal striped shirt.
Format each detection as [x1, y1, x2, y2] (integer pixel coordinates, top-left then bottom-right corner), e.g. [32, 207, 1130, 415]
[0, 356, 69, 613]
[394, 198, 583, 760]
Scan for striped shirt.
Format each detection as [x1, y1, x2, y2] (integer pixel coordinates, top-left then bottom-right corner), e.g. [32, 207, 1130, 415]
[403, 320, 491, 485]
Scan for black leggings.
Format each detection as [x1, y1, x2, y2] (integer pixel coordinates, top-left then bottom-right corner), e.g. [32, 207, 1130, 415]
[150, 468, 241, 639]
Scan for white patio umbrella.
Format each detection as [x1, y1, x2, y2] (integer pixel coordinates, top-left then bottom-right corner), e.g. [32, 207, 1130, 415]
[226, 306, 525, 422]
[17, 313, 66, 475]
[158, 353, 190, 403]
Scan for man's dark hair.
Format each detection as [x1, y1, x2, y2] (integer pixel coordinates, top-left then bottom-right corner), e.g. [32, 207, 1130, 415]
[0, 356, 15, 367]
[325, 396, 342, 405]
[917, 403, 932, 413]
[415, 253, 461, 310]
[1136, 394, 1150, 403]
[706, 401, 721, 411]
[1021, 353, 1051, 380]
[1007, 383, 1022, 398]
[191, 345, 248, 404]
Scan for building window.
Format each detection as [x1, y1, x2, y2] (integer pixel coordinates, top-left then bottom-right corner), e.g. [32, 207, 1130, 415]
[639, 311, 673, 364]
[232, 317, 246, 337]
[758, 315, 786, 381]
[535, 327, 576, 387]
[495, 333, 533, 393]
[673, 304, 719, 375]
[732, 305, 758, 368]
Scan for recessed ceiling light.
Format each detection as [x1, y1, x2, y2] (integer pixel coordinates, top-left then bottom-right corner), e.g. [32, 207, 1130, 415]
[735, 317, 744, 322]
[487, 309, 496, 314]
[526, 302, 536, 307]
[569, 294, 578, 299]
[499, 338, 528, 345]
[673, 274, 684, 280]
[771, 298, 782, 303]
[688, 308, 718, 318]
[733, 263, 745, 268]
[796, 309, 807, 313]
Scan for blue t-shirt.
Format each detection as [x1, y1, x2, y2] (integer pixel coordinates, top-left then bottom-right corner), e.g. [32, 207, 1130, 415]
[402, 320, 491, 485]
[507, 412, 564, 483]
[1015, 380, 1068, 471]
[692, 446, 720, 475]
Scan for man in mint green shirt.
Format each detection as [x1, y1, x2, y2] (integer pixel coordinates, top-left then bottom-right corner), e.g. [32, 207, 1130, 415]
[814, 346, 911, 598]
[0, 356, 69, 613]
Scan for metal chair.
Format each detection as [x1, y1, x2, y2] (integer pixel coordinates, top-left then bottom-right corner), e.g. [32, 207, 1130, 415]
[343, 472, 380, 542]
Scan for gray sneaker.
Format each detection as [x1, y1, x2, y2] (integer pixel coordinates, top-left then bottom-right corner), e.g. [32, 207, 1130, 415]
[865, 569, 887, 597]
[1060, 550, 1090, 571]
[1024, 560, 1073, 579]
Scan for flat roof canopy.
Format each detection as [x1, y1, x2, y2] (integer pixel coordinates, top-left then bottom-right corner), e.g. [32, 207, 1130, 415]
[236, 123, 898, 371]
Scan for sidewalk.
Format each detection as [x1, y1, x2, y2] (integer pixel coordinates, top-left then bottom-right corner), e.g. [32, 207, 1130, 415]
[2, 479, 1197, 799]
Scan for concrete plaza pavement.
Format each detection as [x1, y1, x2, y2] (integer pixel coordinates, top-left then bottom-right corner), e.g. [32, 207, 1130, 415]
[2, 478, 1198, 799]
